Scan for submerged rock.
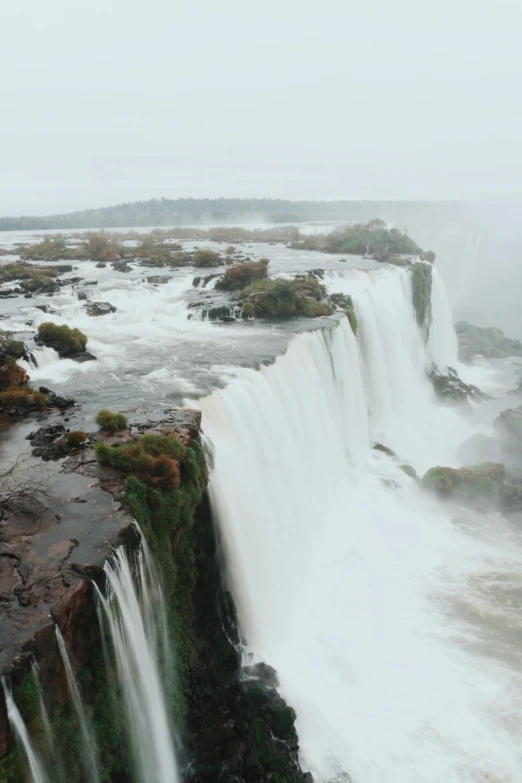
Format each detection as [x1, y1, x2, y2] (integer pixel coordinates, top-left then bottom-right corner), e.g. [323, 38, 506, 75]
[84, 301, 117, 317]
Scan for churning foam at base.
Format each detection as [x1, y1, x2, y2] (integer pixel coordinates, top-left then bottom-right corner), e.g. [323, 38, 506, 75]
[200, 269, 522, 782]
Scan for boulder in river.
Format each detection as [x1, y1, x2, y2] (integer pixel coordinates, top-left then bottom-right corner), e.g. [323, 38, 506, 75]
[422, 462, 522, 512]
[84, 301, 117, 317]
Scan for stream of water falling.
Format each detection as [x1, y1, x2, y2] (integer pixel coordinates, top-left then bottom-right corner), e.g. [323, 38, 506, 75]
[200, 267, 522, 782]
[1, 678, 46, 783]
[95, 539, 180, 783]
[55, 627, 100, 783]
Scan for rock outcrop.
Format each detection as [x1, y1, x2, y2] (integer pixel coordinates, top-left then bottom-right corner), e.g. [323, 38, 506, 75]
[422, 462, 522, 512]
[456, 321, 522, 362]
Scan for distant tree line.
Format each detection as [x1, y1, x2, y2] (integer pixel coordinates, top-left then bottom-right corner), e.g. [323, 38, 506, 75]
[0, 197, 463, 231]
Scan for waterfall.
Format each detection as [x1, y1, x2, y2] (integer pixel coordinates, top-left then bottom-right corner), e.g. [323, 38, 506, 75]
[95, 539, 180, 783]
[199, 268, 522, 782]
[55, 627, 100, 783]
[427, 267, 459, 369]
[1, 677, 46, 783]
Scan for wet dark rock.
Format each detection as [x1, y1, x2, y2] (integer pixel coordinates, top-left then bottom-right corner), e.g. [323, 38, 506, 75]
[24, 292, 33, 298]
[84, 280, 98, 286]
[77, 291, 88, 301]
[112, 261, 132, 273]
[38, 388, 75, 409]
[84, 301, 117, 317]
[72, 351, 97, 363]
[35, 304, 49, 312]
[28, 423, 66, 447]
[95, 262, 106, 268]
[429, 365, 485, 403]
[373, 442, 397, 458]
[146, 275, 171, 285]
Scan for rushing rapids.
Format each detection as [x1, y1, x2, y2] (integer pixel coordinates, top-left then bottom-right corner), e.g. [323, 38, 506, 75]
[200, 267, 522, 782]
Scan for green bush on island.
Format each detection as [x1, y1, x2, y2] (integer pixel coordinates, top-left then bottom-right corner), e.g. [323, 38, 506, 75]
[193, 248, 223, 268]
[95, 409, 128, 432]
[216, 258, 269, 291]
[239, 277, 334, 318]
[0, 263, 60, 288]
[37, 322, 88, 357]
[20, 235, 68, 260]
[85, 232, 122, 263]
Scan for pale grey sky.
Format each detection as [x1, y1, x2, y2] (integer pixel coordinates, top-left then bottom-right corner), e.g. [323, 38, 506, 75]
[2, 0, 522, 214]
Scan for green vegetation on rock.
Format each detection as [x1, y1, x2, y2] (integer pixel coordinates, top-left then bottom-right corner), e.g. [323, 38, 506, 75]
[96, 433, 185, 492]
[38, 322, 88, 357]
[411, 262, 433, 333]
[95, 409, 128, 432]
[422, 462, 522, 512]
[239, 277, 334, 318]
[216, 258, 269, 291]
[330, 293, 358, 335]
[429, 365, 484, 403]
[193, 248, 223, 268]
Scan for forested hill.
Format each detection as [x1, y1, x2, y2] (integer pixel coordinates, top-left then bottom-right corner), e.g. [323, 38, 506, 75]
[0, 198, 462, 231]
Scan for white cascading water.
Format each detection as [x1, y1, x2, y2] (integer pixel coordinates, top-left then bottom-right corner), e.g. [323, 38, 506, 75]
[1, 677, 46, 783]
[55, 627, 100, 783]
[200, 267, 522, 782]
[95, 539, 179, 783]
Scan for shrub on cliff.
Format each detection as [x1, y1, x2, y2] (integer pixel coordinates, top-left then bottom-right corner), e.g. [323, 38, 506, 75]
[38, 322, 88, 357]
[95, 409, 128, 432]
[95, 432, 186, 491]
[240, 277, 333, 318]
[216, 258, 269, 291]
[193, 248, 222, 268]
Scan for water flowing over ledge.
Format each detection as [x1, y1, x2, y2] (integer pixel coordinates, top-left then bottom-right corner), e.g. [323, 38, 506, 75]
[200, 267, 522, 782]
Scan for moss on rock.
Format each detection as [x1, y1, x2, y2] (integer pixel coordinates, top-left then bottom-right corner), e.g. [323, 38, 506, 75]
[421, 462, 522, 512]
[411, 262, 433, 334]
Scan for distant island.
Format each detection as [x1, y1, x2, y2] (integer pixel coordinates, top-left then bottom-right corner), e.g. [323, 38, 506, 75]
[0, 197, 464, 231]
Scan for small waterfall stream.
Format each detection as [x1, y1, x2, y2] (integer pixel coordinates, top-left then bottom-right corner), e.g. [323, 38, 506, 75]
[1, 677, 46, 783]
[95, 541, 180, 783]
[55, 627, 100, 783]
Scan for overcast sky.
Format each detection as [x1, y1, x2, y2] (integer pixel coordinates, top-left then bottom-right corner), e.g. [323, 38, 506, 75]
[2, 0, 522, 214]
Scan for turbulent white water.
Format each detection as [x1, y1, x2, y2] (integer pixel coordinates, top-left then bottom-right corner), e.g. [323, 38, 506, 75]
[95, 538, 179, 783]
[200, 267, 522, 782]
[1, 677, 46, 783]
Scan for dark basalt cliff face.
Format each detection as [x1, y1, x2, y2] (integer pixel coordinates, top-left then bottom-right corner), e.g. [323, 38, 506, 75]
[0, 409, 310, 782]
